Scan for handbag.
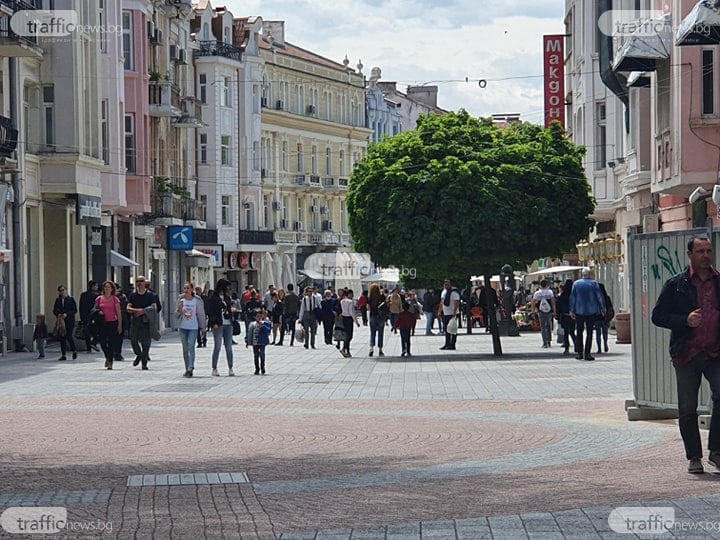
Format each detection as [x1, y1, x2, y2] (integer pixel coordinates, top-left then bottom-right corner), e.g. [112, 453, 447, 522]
[232, 319, 242, 336]
[556, 325, 565, 344]
[604, 306, 615, 325]
[53, 317, 66, 338]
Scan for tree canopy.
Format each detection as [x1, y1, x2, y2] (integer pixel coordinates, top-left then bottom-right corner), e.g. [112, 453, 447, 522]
[346, 110, 595, 287]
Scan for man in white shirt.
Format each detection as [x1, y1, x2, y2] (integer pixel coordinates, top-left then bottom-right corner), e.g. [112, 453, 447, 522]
[298, 286, 320, 349]
[440, 279, 460, 350]
[532, 279, 557, 349]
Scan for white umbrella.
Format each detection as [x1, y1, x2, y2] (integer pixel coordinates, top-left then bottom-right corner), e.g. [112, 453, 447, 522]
[282, 254, 294, 289]
[262, 252, 277, 292]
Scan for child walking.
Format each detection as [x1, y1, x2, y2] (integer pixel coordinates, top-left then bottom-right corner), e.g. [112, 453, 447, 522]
[33, 314, 48, 358]
[396, 302, 415, 357]
[246, 309, 271, 375]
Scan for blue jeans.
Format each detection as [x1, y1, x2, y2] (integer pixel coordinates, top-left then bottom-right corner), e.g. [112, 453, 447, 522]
[179, 328, 198, 370]
[594, 320, 609, 350]
[389, 312, 399, 331]
[674, 353, 720, 460]
[369, 315, 385, 349]
[424, 311, 435, 333]
[211, 324, 234, 369]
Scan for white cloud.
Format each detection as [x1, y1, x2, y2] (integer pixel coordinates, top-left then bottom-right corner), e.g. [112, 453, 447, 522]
[225, 0, 564, 122]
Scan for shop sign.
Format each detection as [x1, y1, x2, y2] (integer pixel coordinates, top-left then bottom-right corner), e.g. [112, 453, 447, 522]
[76, 195, 102, 227]
[195, 244, 223, 267]
[239, 252, 249, 269]
[249, 252, 257, 269]
[228, 252, 238, 269]
[168, 226, 193, 250]
[543, 34, 565, 127]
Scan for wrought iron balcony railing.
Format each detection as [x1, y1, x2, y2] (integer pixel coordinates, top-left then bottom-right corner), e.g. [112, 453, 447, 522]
[195, 40, 242, 62]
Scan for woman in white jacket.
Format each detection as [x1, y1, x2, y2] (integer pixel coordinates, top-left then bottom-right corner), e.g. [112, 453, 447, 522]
[177, 282, 206, 378]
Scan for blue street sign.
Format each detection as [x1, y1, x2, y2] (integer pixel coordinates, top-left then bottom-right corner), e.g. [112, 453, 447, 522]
[168, 226, 193, 250]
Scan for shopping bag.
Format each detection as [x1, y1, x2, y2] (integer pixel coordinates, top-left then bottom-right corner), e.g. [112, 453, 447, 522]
[446, 316, 458, 335]
[556, 325, 564, 344]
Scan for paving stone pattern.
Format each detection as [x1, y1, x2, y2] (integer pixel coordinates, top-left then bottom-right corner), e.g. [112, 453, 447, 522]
[1, 326, 720, 538]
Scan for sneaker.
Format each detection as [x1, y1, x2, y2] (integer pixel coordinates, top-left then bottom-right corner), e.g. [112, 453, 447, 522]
[107, 362, 113, 370]
[261, 369, 266, 374]
[584, 355, 595, 361]
[228, 368, 235, 377]
[141, 365, 149, 370]
[133, 356, 141, 367]
[254, 370, 260, 375]
[708, 452, 720, 470]
[378, 350, 385, 357]
[104, 360, 109, 369]
[368, 349, 373, 357]
[183, 370, 191, 378]
[211, 369, 219, 376]
[688, 458, 705, 474]
[72, 352, 77, 360]
[401, 352, 406, 357]
[58, 356, 66, 361]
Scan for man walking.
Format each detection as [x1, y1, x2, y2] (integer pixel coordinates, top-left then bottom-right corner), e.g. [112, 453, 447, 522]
[281, 284, 300, 346]
[569, 267, 606, 361]
[532, 279, 556, 348]
[439, 279, 460, 350]
[127, 275, 159, 370]
[422, 288, 438, 335]
[78, 280, 100, 353]
[298, 286, 320, 349]
[652, 235, 720, 474]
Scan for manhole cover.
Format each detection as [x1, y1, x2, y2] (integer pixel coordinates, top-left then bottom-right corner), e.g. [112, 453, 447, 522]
[142, 383, 218, 393]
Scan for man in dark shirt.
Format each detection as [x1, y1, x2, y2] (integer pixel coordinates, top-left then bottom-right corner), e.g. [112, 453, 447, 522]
[281, 283, 300, 346]
[127, 275, 158, 370]
[653, 235, 720, 474]
[78, 280, 100, 353]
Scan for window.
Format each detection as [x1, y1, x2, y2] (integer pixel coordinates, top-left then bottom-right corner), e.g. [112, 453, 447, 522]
[221, 195, 231, 226]
[199, 74, 207, 104]
[282, 140, 288, 171]
[311, 145, 317, 174]
[252, 84, 259, 114]
[199, 133, 207, 164]
[124, 114, 135, 172]
[326, 147, 332, 175]
[296, 199, 304, 229]
[703, 49, 715, 115]
[263, 194, 269, 228]
[122, 11, 132, 71]
[222, 77, 231, 107]
[339, 150, 345, 176]
[282, 195, 289, 222]
[297, 143, 303, 172]
[252, 141, 259, 170]
[42, 85, 54, 150]
[340, 200, 347, 233]
[101, 100, 108, 164]
[595, 102, 606, 170]
[99, 0, 107, 53]
[325, 91, 332, 120]
[221, 135, 230, 165]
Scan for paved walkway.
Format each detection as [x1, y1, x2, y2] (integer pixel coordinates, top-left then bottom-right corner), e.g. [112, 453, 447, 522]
[1, 323, 719, 539]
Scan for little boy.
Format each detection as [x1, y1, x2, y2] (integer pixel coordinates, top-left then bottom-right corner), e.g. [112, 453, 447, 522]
[33, 314, 48, 358]
[246, 309, 272, 374]
[396, 302, 415, 357]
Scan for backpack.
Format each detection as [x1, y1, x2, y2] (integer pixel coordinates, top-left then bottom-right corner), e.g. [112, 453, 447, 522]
[539, 296, 552, 313]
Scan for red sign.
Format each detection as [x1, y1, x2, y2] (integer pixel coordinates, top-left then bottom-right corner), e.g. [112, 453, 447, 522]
[543, 35, 565, 128]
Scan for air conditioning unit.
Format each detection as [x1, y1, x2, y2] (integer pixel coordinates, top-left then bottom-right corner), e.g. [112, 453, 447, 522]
[306, 104, 316, 115]
[272, 201, 281, 211]
[293, 221, 303, 231]
[643, 213, 659, 233]
[310, 205, 319, 213]
[261, 97, 268, 108]
[151, 28, 163, 45]
[320, 205, 329, 214]
[275, 100, 284, 110]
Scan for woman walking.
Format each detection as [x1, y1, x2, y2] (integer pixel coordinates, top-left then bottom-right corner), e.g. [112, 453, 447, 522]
[270, 290, 283, 344]
[367, 283, 387, 357]
[177, 282, 206, 377]
[340, 289, 360, 357]
[208, 278, 235, 376]
[555, 279, 576, 356]
[95, 281, 123, 370]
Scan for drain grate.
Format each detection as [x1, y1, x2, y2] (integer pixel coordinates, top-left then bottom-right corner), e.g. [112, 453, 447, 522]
[141, 383, 219, 393]
[127, 472, 249, 487]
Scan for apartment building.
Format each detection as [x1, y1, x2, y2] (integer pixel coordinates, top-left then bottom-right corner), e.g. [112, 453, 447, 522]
[258, 20, 372, 289]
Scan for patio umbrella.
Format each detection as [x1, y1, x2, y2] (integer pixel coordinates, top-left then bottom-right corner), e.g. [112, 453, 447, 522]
[261, 252, 277, 292]
[282, 254, 294, 289]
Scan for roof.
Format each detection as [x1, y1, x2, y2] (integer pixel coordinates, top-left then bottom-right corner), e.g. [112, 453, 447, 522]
[259, 37, 355, 73]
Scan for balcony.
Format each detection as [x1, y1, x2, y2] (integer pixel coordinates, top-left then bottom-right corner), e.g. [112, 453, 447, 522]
[338, 177, 349, 188]
[183, 198, 206, 222]
[195, 40, 242, 63]
[174, 97, 203, 128]
[0, 1, 42, 58]
[309, 175, 321, 186]
[149, 81, 181, 117]
[152, 191, 184, 223]
[0, 115, 18, 158]
[238, 230, 275, 245]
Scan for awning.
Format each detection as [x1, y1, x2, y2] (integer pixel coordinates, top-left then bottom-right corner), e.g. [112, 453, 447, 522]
[185, 249, 213, 258]
[524, 265, 584, 277]
[110, 249, 138, 267]
[613, 14, 671, 72]
[676, 0, 720, 46]
[627, 71, 651, 88]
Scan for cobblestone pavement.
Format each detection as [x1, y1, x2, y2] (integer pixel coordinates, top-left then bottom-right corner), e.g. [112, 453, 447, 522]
[1, 324, 720, 539]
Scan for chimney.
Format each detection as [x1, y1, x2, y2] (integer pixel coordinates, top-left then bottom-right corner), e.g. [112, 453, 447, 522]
[407, 85, 438, 108]
[262, 20, 285, 46]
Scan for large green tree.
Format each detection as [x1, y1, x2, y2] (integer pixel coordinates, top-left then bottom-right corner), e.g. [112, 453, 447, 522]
[347, 110, 594, 286]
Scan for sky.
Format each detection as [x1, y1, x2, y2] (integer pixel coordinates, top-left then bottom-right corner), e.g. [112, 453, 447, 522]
[224, 0, 565, 124]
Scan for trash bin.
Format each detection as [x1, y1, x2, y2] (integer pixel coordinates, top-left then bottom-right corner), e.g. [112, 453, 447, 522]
[615, 312, 631, 344]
